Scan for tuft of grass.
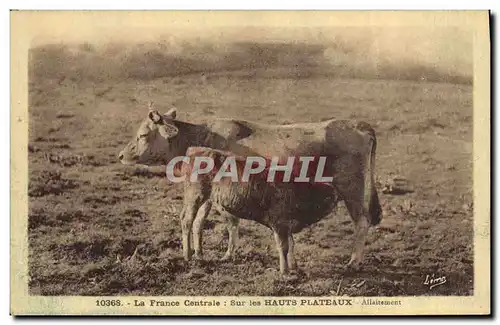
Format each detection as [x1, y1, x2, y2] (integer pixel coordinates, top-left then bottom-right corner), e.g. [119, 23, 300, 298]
[55, 112, 75, 119]
[28, 170, 80, 197]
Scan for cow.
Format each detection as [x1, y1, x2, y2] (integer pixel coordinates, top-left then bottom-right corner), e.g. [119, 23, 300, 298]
[119, 106, 382, 269]
[176, 146, 341, 274]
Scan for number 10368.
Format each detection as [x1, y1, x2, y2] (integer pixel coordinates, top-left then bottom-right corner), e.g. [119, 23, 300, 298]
[96, 299, 122, 307]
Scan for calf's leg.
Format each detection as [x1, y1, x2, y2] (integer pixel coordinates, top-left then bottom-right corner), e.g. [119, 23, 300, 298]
[181, 201, 203, 261]
[192, 200, 212, 260]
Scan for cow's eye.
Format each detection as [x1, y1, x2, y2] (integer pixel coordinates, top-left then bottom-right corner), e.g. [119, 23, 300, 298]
[139, 134, 148, 138]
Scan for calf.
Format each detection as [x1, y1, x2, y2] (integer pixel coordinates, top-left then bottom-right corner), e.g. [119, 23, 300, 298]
[177, 147, 339, 274]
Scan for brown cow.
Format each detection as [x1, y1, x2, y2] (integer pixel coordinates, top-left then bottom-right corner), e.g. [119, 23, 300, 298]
[119, 107, 382, 268]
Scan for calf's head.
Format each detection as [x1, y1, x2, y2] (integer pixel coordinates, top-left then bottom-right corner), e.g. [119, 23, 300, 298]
[119, 108, 182, 166]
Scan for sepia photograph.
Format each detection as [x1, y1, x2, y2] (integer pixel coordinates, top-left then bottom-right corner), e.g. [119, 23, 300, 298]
[10, 10, 490, 315]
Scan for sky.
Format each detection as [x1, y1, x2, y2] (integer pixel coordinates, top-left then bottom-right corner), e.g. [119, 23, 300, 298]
[18, 11, 475, 77]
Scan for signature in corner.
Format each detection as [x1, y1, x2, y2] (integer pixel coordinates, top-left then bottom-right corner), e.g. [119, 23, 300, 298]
[423, 274, 447, 290]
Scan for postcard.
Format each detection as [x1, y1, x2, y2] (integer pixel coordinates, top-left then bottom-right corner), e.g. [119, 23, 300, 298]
[10, 10, 490, 315]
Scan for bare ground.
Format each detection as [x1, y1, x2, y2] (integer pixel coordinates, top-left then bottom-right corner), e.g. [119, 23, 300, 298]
[28, 75, 473, 296]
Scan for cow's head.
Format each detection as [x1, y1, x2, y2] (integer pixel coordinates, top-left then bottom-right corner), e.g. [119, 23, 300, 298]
[118, 107, 182, 166]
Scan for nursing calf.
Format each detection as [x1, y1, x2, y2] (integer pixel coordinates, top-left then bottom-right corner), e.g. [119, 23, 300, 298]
[177, 147, 341, 274]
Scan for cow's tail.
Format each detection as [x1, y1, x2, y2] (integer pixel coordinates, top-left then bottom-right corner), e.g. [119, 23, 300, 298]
[360, 123, 382, 226]
[368, 134, 382, 225]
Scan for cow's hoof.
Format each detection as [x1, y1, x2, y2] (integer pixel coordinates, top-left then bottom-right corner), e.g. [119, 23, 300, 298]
[282, 271, 299, 282]
[344, 260, 362, 273]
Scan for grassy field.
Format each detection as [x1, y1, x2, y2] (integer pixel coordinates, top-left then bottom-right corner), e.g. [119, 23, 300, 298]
[27, 41, 473, 296]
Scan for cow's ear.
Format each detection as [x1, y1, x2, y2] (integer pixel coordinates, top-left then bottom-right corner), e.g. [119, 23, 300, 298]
[164, 107, 177, 120]
[148, 110, 163, 124]
[158, 122, 179, 139]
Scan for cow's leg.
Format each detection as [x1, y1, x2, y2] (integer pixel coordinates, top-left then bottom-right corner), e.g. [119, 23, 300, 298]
[221, 214, 240, 261]
[192, 200, 212, 260]
[327, 151, 372, 269]
[272, 227, 290, 274]
[287, 233, 297, 271]
[181, 201, 203, 261]
[344, 200, 369, 269]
